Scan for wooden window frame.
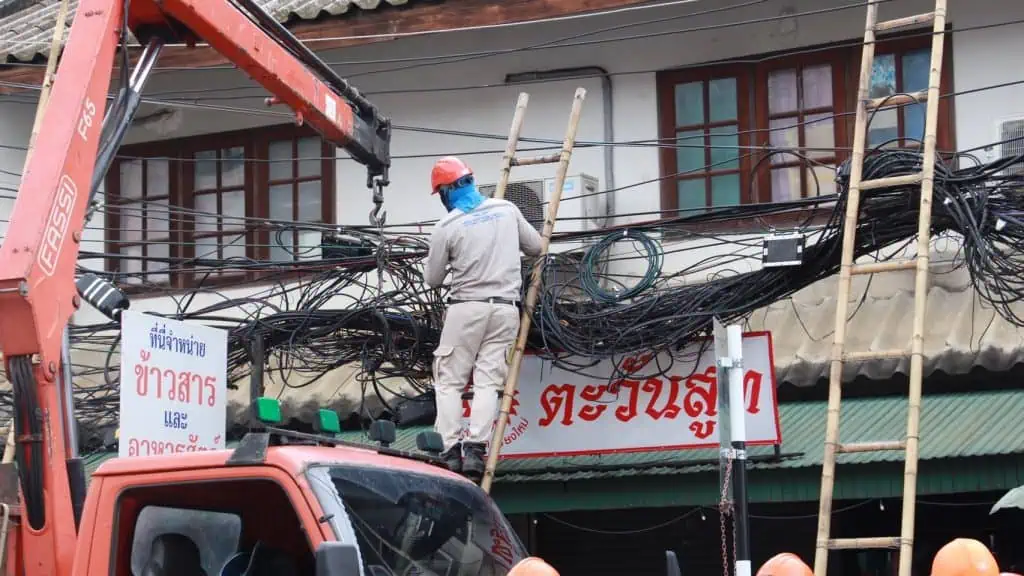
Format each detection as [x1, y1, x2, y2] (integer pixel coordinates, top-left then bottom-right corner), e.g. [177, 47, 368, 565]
[104, 123, 336, 293]
[657, 64, 755, 217]
[656, 29, 955, 230]
[752, 49, 851, 204]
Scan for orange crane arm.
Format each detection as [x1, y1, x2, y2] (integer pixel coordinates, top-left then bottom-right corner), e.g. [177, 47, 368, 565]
[0, 1, 390, 574]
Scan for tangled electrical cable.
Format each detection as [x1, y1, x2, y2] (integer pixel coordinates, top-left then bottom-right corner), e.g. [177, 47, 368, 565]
[529, 149, 1024, 379]
[58, 148, 1024, 437]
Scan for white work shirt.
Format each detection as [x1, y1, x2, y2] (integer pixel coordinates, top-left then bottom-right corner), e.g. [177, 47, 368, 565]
[424, 198, 543, 301]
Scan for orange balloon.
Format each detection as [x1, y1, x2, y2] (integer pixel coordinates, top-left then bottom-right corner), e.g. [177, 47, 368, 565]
[932, 539, 999, 576]
[757, 553, 813, 576]
[508, 557, 560, 576]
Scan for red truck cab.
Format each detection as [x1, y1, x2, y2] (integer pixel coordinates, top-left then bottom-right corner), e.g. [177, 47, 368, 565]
[8, 434, 528, 576]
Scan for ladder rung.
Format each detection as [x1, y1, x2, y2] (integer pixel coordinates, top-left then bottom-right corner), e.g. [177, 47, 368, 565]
[851, 259, 916, 275]
[842, 348, 910, 361]
[874, 12, 935, 32]
[836, 440, 906, 453]
[866, 90, 928, 109]
[858, 173, 923, 190]
[828, 537, 902, 550]
[511, 153, 561, 166]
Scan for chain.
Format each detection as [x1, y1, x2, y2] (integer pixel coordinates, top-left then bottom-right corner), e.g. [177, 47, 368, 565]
[720, 455, 733, 576]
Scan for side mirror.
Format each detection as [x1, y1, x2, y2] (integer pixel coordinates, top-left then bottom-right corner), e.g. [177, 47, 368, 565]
[315, 541, 361, 576]
[666, 551, 682, 576]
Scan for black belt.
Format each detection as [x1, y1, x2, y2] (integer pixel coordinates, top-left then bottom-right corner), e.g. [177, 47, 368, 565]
[446, 297, 519, 307]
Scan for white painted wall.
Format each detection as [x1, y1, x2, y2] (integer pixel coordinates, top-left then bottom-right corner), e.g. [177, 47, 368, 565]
[0, 0, 1020, 408]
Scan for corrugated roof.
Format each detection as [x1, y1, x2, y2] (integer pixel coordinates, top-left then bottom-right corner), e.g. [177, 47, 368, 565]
[330, 390, 1024, 483]
[0, 0, 411, 63]
[747, 257, 1024, 385]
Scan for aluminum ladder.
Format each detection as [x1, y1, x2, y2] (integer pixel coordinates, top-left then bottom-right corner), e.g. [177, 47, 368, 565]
[813, 1, 948, 576]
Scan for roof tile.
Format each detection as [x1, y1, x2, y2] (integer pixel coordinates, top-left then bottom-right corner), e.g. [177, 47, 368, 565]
[0, 0, 411, 63]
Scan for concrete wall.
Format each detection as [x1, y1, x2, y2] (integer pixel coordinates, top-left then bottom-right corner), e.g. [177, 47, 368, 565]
[0, 0, 1020, 409]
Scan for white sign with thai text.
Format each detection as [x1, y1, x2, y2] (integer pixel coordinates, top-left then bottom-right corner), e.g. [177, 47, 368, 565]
[118, 310, 229, 458]
[456, 332, 781, 458]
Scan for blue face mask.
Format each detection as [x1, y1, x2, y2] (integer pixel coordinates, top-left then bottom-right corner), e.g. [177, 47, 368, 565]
[440, 178, 485, 213]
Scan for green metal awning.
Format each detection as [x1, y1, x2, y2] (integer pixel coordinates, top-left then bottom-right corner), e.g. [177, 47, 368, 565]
[339, 390, 1024, 481]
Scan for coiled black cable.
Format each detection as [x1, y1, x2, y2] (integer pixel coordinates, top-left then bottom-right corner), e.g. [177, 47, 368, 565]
[580, 228, 663, 304]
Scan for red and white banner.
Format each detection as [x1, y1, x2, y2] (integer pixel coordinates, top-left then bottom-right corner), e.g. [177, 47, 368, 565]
[458, 331, 781, 458]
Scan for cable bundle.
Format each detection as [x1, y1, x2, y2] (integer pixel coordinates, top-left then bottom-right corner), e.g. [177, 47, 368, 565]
[530, 151, 1024, 379]
[56, 149, 1024, 436]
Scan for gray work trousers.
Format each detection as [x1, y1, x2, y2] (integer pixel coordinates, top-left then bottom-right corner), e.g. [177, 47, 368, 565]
[432, 301, 520, 451]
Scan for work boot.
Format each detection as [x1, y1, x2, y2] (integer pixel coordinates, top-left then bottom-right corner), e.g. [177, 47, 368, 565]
[462, 442, 486, 481]
[441, 443, 463, 473]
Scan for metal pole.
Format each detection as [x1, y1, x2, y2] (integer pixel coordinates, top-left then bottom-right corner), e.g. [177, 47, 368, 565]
[726, 324, 750, 576]
[60, 329, 79, 458]
[250, 334, 266, 420]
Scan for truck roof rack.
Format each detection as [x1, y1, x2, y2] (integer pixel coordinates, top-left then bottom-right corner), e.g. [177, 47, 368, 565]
[226, 397, 446, 468]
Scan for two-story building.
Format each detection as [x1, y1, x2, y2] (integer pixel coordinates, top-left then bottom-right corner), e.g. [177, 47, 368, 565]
[1, 0, 1024, 573]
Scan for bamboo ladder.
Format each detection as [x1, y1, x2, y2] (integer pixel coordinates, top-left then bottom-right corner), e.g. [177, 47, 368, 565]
[478, 88, 587, 493]
[814, 2, 947, 576]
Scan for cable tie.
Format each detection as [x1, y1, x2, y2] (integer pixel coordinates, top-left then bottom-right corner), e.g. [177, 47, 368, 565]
[996, 218, 1006, 231]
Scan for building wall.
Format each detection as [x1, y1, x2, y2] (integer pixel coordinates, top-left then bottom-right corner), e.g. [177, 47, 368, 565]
[0, 0, 1020, 406]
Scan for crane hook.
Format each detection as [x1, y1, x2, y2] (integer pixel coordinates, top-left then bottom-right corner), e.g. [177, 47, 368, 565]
[369, 179, 387, 227]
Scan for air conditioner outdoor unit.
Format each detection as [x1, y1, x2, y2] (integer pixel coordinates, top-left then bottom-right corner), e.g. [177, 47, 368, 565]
[478, 173, 608, 254]
[993, 116, 1024, 176]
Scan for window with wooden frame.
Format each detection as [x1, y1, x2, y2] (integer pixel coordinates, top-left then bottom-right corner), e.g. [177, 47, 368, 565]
[754, 52, 850, 202]
[105, 124, 336, 290]
[860, 36, 951, 150]
[657, 65, 753, 215]
[657, 30, 954, 217]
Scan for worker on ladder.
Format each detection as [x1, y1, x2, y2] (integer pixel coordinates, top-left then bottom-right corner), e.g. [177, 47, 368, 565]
[424, 156, 543, 480]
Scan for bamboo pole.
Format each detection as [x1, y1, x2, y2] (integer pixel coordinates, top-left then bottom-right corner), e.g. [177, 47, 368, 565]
[22, 0, 71, 171]
[480, 88, 587, 493]
[813, 3, 880, 575]
[493, 93, 530, 200]
[897, 4, 947, 576]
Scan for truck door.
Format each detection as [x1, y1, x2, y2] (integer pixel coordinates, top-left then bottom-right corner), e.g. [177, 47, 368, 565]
[80, 466, 331, 576]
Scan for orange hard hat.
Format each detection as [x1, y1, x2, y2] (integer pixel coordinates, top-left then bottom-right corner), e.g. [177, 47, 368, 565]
[757, 553, 813, 576]
[431, 156, 473, 194]
[507, 557, 559, 576]
[932, 539, 999, 576]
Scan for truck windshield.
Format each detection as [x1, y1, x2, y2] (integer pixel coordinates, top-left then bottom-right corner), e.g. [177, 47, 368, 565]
[309, 464, 528, 576]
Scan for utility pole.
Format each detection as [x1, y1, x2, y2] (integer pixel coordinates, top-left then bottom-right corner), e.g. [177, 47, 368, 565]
[714, 318, 751, 576]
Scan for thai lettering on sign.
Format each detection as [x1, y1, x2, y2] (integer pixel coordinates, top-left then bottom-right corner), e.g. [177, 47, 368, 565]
[457, 332, 781, 458]
[119, 310, 228, 458]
